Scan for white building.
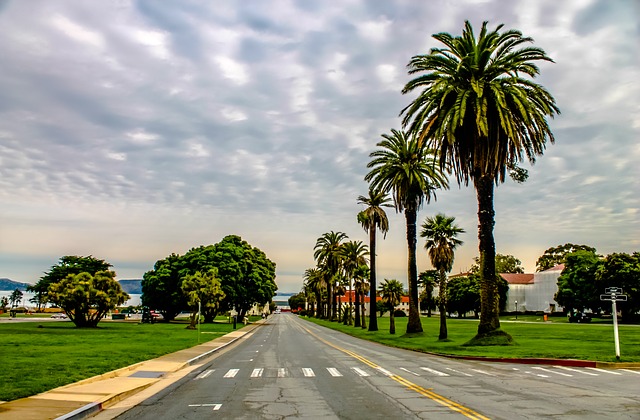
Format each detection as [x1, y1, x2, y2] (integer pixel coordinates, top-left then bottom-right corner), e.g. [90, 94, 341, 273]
[502, 265, 564, 313]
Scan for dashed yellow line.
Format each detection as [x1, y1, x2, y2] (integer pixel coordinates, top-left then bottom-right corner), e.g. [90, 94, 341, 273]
[301, 324, 490, 420]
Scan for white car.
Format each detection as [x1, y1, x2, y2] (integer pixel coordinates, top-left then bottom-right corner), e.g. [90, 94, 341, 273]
[50, 313, 68, 319]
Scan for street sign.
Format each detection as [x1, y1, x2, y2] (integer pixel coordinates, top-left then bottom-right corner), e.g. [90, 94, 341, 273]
[600, 294, 628, 301]
[605, 287, 623, 294]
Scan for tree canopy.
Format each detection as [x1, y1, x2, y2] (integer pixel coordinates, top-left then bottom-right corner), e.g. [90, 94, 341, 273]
[536, 243, 597, 271]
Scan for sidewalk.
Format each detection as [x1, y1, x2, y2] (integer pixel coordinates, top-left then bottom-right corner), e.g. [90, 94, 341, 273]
[0, 322, 261, 420]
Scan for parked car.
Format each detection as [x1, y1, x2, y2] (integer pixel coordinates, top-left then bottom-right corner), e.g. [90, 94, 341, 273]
[568, 311, 591, 323]
[50, 313, 67, 319]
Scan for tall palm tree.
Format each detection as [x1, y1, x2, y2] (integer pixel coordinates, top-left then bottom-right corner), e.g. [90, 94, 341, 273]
[420, 213, 465, 340]
[340, 240, 369, 325]
[314, 231, 348, 321]
[303, 268, 324, 318]
[357, 188, 392, 332]
[401, 21, 559, 340]
[418, 269, 438, 317]
[379, 279, 404, 334]
[365, 129, 448, 334]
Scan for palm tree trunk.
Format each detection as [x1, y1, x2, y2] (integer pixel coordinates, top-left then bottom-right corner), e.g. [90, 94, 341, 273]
[475, 175, 501, 336]
[405, 207, 423, 334]
[361, 294, 367, 329]
[368, 225, 379, 331]
[326, 281, 333, 320]
[389, 311, 396, 334]
[438, 270, 448, 340]
[354, 287, 361, 327]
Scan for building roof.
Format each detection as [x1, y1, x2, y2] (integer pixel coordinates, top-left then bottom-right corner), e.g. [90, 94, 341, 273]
[542, 264, 565, 272]
[500, 273, 534, 285]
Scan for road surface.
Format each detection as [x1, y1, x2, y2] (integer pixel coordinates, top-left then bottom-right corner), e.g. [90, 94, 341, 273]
[112, 313, 640, 419]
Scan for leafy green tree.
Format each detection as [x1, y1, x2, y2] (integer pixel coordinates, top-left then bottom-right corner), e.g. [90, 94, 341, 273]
[447, 275, 481, 317]
[365, 129, 448, 334]
[340, 240, 369, 326]
[472, 254, 524, 274]
[357, 188, 392, 331]
[419, 270, 438, 316]
[9, 289, 23, 308]
[142, 253, 186, 321]
[595, 252, 640, 322]
[402, 21, 559, 341]
[303, 268, 324, 318]
[181, 269, 225, 327]
[0, 296, 8, 310]
[288, 292, 306, 312]
[379, 279, 404, 334]
[314, 231, 348, 321]
[420, 213, 465, 340]
[353, 264, 370, 328]
[28, 256, 112, 307]
[554, 250, 600, 314]
[536, 243, 597, 272]
[47, 271, 129, 327]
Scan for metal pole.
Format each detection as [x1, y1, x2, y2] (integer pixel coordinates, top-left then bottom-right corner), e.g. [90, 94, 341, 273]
[612, 297, 620, 360]
[198, 301, 201, 344]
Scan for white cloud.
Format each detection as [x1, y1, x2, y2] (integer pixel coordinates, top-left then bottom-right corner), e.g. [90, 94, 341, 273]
[214, 56, 249, 85]
[50, 14, 105, 49]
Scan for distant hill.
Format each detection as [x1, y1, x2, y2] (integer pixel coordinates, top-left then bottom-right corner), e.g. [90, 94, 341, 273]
[0, 278, 31, 291]
[118, 279, 142, 294]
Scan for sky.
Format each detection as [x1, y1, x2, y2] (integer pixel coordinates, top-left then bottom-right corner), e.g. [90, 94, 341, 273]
[0, 0, 638, 293]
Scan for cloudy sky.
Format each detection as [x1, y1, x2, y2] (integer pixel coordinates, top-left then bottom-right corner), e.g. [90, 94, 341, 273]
[0, 0, 638, 293]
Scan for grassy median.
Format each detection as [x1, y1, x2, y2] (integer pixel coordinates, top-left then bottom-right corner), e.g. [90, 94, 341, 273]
[0, 319, 241, 402]
[303, 315, 640, 363]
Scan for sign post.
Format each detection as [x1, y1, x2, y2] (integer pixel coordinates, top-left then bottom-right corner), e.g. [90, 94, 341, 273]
[600, 288, 628, 360]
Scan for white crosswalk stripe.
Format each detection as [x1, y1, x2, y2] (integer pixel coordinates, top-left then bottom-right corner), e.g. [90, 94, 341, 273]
[532, 367, 572, 377]
[327, 368, 343, 377]
[620, 369, 640, 375]
[277, 368, 287, 378]
[223, 369, 239, 378]
[554, 366, 599, 376]
[586, 367, 622, 375]
[470, 369, 496, 376]
[445, 367, 473, 377]
[352, 367, 370, 377]
[420, 367, 449, 376]
[302, 368, 315, 377]
[195, 369, 215, 379]
[250, 368, 263, 378]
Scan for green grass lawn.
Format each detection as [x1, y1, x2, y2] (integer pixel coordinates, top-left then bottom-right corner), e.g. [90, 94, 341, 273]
[0, 318, 242, 402]
[303, 315, 640, 363]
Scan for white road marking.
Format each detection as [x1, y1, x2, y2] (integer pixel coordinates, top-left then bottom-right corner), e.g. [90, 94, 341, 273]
[251, 368, 263, 378]
[195, 369, 214, 379]
[327, 368, 343, 377]
[224, 369, 239, 378]
[189, 403, 222, 410]
[554, 366, 599, 376]
[278, 368, 287, 377]
[445, 367, 473, 377]
[621, 369, 640, 375]
[420, 367, 449, 377]
[532, 367, 573, 377]
[377, 367, 393, 377]
[302, 368, 315, 377]
[471, 369, 496, 377]
[400, 367, 420, 376]
[525, 371, 549, 378]
[587, 367, 622, 375]
[352, 367, 370, 377]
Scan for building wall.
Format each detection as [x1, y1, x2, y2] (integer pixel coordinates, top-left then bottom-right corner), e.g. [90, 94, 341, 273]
[504, 266, 564, 313]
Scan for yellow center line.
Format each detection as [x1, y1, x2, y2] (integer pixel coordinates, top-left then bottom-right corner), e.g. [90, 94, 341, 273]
[301, 324, 490, 420]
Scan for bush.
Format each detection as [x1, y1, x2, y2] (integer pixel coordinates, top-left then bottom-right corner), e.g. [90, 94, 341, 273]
[393, 309, 407, 317]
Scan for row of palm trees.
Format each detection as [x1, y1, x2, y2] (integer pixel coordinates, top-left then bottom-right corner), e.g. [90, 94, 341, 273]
[305, 21, 558, 342]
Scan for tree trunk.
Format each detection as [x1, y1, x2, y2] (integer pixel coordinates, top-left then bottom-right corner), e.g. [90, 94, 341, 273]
[368, 225, 379, 331]
[405, 207, 423, 334]
[389, 311, 396, 334]
[354, 287, 361, 327]
[326, 280, 333, 320]
[475, 175, 501, 336]
[438, 270, 448, 340]
[361, 295, 367, 329]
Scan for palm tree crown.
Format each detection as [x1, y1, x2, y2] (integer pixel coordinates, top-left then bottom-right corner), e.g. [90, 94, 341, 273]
[401, 20, 559, 184]
[421, 213, 465, 273]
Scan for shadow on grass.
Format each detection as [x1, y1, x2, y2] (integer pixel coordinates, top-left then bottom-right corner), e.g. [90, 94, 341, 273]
[463, 329, 516, 346]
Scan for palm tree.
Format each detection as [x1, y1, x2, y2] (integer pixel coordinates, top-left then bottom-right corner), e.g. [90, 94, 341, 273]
[418, 270, 438, 317]
[365, 129, 448, 334]
[401, 21, 559, 340]
[303, 268, 324, 318]
[357, 188, 392, 332]
[314, 231, 348, 321]
[379, 279, 404, 334]
[340, 240, 369, 325]
[420, 213, 465, 340]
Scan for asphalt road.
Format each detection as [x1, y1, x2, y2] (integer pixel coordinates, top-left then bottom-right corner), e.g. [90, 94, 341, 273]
[113, 313, 640, 419]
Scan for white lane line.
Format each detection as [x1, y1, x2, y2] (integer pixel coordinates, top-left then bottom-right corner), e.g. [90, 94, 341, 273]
[525, 371, 549, 378]
[189, 403, 222, 410]
[420, 367, 449, 377]
[377, 367, 393, 377]
[400, 367, 420, 376]
[277, 368, 287, 378]
[302, 368, 315, 377]
[445, 367, 473, 377]
[251, 368, 263, 378]
[195, 369, 215, 380]
[554, 366, 599, 376]
[327, 368, 343, 377]
[587, 367, 622, 375]
[532, 367, 572, 377]
[621, 369, 640, 375]
[471, 369, 496, 377]
[352, 367, 370, 377]
[223, 369, 239, 378]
